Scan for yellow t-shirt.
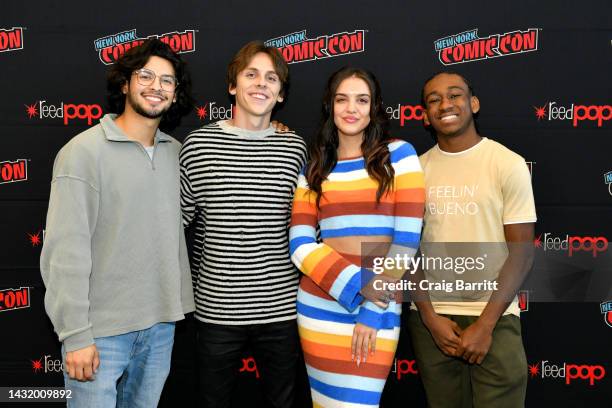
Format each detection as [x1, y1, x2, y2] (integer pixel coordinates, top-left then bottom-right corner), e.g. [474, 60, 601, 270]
[417, 137, 536, 316]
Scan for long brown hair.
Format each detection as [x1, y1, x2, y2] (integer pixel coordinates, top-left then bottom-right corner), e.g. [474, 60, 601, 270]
[307, 67, 394, 208]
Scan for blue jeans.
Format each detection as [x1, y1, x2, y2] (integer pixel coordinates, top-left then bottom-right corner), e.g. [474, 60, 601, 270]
[63, 322, 175, 408]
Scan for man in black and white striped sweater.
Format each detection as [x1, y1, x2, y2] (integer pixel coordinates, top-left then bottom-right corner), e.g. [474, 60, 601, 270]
[179, 41, 307, 407]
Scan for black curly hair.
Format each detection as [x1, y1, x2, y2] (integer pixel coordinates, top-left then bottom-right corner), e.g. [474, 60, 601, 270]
[106, 38, 194, 132]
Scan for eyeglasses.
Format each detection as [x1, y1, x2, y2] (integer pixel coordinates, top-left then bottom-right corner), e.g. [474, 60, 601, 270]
[133, 68, 179, 92]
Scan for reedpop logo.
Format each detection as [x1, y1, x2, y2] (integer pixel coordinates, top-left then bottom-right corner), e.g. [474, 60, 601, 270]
[239, 357, 259, 378]
[31, 355, 63, 374]
[518, 290, 529, 312]
[386, 104, 424, 126]
[391, 358, 419, 380]
[529, 360, 606, 386]
[27, 229, 45, 247]
[534, 102, 612, 127]
[25, 100, 103, 125]
[534, 233, 608, 257]
[195, 101, 234, 121]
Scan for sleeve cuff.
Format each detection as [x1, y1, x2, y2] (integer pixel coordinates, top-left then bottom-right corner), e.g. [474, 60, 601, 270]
[355, 301, 400, 330]
[62, 328, 94, 352]
[337, 268, 379, 313]
[336, 268, 366, 312]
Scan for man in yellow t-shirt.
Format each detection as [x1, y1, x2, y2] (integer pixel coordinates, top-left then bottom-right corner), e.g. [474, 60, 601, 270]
[410, 72, 536, 408]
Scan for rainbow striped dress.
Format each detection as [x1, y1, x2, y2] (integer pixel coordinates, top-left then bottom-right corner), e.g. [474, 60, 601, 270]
[290, 139, 425, 407]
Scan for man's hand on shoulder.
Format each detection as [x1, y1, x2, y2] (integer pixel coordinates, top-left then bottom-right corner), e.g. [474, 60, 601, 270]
[65, 344, 100, 381]
[271, 120, 291, 132]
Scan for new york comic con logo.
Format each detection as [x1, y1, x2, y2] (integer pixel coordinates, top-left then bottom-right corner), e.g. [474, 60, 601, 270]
[0, 27, 24, 53]
[93, 29, 195, 65]
[601, 301, 612, 328]
[605, 171, 612, 197]
[0, 287, 30, 313]
[434, 28, 538, 65]
[0, 159, 28, 185]
[265, 29, 365, 64]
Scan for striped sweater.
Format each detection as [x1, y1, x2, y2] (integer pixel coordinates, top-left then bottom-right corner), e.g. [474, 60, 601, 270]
[179, 120, 307, 324]
[290, 139, 425, 329]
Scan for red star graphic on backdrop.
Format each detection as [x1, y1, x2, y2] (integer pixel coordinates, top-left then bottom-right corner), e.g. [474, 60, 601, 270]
[534, 234, 542, 248]
[528, 362, 540, 378]
[28, 231, 42, 247]
[534, 104, 547, 120]
[196, 105, 207, 120]
[25, 103, 38, 119]
[31, 359, 43, 373]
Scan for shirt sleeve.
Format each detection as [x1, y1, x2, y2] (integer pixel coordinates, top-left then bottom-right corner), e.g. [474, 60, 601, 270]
[356, 140, 426, 329]
[289, 169, 365, 312]
[40, 143, 100, 352]
[179, 135, 198, 227]
[501, 159, 537, 225]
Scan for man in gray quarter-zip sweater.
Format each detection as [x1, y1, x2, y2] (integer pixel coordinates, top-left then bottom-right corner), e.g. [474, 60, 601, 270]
[40, 39, 194, 407]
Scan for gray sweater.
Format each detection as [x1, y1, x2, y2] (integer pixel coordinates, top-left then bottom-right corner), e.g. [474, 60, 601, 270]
[41, 114, 195, 352]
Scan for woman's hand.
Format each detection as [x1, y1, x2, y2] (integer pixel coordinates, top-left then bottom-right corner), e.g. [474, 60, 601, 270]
[351, 322, 377, 366]
[360, 274, 398, 308]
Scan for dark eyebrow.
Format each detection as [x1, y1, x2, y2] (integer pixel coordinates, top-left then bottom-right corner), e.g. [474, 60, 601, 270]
[245, 67, 279, 77]
[425, 86, 466, 100]
[142, 68, 176, 77]
[334, 93, 371, 97]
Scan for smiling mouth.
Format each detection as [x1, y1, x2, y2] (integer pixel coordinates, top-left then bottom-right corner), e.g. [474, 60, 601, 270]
[249, 93, 269, 100]
[439, 114, 458, 122]
[143, 94, 166, 103]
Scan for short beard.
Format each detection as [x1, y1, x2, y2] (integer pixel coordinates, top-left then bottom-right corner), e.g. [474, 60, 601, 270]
[126, 93, 169, 120]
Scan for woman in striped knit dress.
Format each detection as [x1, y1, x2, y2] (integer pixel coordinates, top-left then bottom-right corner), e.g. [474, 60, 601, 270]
[290, 67, 425, 407]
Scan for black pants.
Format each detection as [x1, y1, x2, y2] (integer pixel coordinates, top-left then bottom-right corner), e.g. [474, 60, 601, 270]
[196, 319, 299, 408]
